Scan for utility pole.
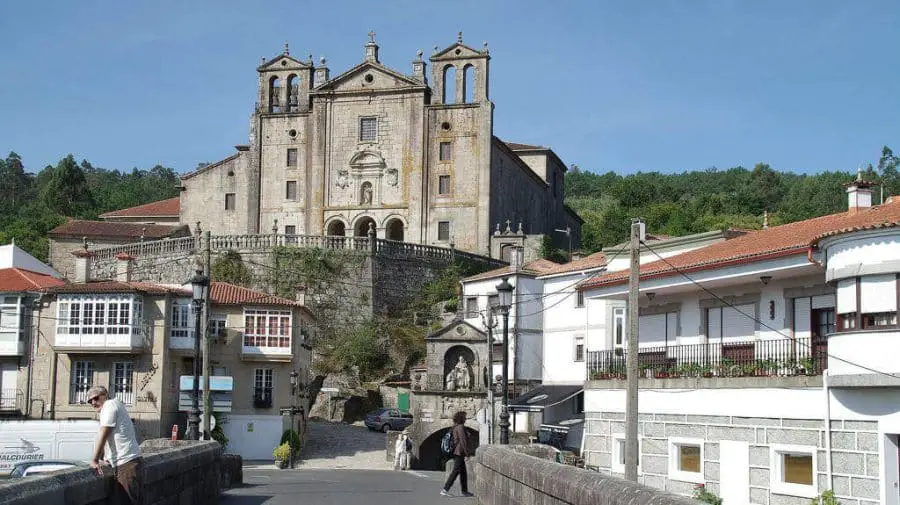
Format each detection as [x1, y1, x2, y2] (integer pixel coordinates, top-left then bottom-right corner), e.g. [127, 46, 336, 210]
[201, 230, 212, 440]
[625, 218, 642, 482]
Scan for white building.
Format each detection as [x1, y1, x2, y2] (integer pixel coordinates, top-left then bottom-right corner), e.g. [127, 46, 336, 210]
[579, 175, 900, 504]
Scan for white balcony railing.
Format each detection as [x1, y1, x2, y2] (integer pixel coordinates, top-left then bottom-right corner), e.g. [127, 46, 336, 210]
[0, 332, 24, 356]
[55, 327, 148, 351]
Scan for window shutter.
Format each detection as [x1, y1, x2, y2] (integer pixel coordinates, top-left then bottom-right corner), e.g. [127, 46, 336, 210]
[666, 313, 678, 342]
[723, 304, 756, 341]
[638, 314, 666, 346]
[793, 297, 812, 340]
[707, 308, 722, 340]
[860, 275, 897, 313]
[836, 279, 857, 314]
[811, 294, 835, 310]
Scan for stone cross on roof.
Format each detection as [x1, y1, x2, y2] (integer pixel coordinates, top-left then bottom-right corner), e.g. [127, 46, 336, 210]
[283, 42, 289, 55]
[368, 31, 376, 43]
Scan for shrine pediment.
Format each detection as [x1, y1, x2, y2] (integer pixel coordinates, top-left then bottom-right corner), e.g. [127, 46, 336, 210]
[430, 43, 488, 62]
[426, 319, 486, 342]
[349, 150, 386, 169]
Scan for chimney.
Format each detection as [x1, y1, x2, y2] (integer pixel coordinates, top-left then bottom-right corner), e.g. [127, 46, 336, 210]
[71, 248, 93, 284]
[844, 166, 874, 213]
[314, 57, 330, 87]
[508, 246, 524, 272]
[411, 50, 426, 83]
[116, 253, 134, 283]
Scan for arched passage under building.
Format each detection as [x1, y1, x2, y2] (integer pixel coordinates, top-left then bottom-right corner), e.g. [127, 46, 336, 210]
[354, 217, 377, 237]
[385, 218, 404, 241]
[416, 426, 479, 471]
[326, 220, 346, 236]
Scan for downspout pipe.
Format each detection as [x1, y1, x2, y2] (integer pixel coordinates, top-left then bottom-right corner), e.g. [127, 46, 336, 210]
[823, 368, 833, 490]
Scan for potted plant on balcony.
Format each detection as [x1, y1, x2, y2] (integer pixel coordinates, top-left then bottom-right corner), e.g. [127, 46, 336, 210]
[273, 442, 291, 469]
[799, 357, 816, 375]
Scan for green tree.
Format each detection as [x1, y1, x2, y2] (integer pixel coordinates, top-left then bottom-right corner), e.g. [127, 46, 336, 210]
[211, 250, 253, 286]
[40, 155, 95, 217]
[878, 146, 899, 197]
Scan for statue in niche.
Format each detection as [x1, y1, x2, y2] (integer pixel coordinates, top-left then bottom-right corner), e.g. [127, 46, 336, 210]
[445, 355, 472, 391]
[361, 182, 373, 205]
[385, 168, 398, 187]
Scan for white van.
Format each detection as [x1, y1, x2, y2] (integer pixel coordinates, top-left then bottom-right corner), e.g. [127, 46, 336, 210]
[0, 420, 98, 473]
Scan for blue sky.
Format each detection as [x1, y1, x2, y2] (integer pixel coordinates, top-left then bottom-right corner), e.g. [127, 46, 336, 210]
[0, 1, 897, 175]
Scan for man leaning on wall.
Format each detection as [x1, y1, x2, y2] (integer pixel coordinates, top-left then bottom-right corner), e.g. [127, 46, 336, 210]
[88, 385, 143, 505]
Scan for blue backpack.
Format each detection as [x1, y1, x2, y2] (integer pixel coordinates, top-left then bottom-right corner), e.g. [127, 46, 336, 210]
[441, 431, 456, 455]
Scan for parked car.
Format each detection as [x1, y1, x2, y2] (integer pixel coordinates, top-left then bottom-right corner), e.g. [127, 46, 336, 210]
[364, 408, 413, 433]
[7, 460, 87, 478]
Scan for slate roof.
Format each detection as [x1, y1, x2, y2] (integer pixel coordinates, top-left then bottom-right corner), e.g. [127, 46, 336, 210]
[504, 142, 547, 151]
[0, 268, 67, 292]
[462, 259, 560, 283]
[48, 220, 190, 239]
[99, 198, 180, 219]
[581, 199, 900, 290]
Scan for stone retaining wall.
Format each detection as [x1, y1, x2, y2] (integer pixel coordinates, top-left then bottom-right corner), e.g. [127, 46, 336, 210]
[474, 445, 701, 505]
[0, 440, 228, 505]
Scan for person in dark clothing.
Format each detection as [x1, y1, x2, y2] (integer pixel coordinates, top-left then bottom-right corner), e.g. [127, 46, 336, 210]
[441, 411, 474, 497]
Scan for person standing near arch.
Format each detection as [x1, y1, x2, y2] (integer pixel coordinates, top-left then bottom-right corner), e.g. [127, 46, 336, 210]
[440, 411, 474, 498]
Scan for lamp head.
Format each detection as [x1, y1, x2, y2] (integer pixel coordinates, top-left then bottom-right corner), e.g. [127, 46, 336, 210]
[495, 277, 514, 311]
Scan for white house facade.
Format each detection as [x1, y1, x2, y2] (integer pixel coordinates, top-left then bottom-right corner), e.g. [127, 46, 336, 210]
[579, 177, 900, 505]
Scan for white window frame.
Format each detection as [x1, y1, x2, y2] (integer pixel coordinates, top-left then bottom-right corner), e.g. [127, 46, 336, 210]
[359, 116, 377, 142]
[611, 433, 641, 474]
[57, 295, 141, 337]
[253, 368, 274, 407]
[668, 437, 704, 484]
[613, 307, 626, 348]
[770, 444, 817, 498]
[210, 313, 227, 339]
[0, 296, 20, 331]
[70, 360, 95, 404]
[575, 290, 584, 308]
[573, 335, 585, 362]
[111, 361, 134, 406]
[243, 308, 292, 349]
[170, 299, 193, 339]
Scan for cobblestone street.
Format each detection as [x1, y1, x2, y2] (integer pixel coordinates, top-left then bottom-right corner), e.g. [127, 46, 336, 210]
[293, 421, 392, 470]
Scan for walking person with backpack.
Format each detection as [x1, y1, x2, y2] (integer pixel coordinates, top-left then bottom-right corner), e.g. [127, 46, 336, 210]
[440, 411, 474, 498]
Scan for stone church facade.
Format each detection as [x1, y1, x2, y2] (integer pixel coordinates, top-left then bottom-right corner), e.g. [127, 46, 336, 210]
[179, 33, 582, 256]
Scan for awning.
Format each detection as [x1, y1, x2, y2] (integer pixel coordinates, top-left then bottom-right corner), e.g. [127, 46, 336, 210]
[508, 385, 583, 412]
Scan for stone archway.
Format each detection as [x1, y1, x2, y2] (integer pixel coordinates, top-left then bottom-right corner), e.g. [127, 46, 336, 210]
[326, 220, 346, 236]
[416, 425, 479, 471]
[385, 218, 404, 241]
[354, 217, 376, 237]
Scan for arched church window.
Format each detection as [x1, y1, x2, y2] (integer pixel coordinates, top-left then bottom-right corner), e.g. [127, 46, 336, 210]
[442, 65, 456, 105]
[463, 64, 475, 103]
[269, 76, 281, 113]
[287, 74, 300, 112]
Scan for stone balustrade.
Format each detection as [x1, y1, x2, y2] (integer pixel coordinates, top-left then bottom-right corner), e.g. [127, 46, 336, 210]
[0, 440, 235, 505]
[474, 445, 701, 505]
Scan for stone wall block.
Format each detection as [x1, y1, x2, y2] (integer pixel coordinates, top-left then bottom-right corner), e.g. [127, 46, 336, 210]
[707, 425, 755, 443]
[641, 437, 667, 455]
[864, 453, 879, 477]
[850, 477, 879, 500]
[830, 431, 856, 451]
[765, 428, 819, 446]
[780, 419, 822, 429]
[749, 446, 769, 467]
[749, 467, 769, 487]
[665, 423, 705, 439]
[832, 475, 851, 496]
[832, 452, 865, 475]
[856, 432, 878, 452]
[749, 487, 768, 505]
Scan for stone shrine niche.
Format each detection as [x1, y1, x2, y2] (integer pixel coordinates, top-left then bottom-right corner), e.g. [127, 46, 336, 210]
[443, 345, 476, 392]
[360, 182, 373, 205]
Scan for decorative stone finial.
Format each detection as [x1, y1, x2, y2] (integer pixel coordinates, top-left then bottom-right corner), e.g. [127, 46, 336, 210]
[82, 236, 89, 250]
[368, 30, 376, 44]
[195, 221, 202, 235]
[517, 222, 523, 235]
[457, 31, 463, 44]
[261, 56, 266, 64]
[416, 49, 423, 59]
[504, 219, 512, 234]
[273, 219, 278, 234]
[284, 42, 290, 55]
[368, 222, 376, 239]
[483, 41, 489, 52]
[320, 56, 327, 66]
[308, 53, 313, 63]
[494, 222, 501, 236]
[433, 45, 439, 55]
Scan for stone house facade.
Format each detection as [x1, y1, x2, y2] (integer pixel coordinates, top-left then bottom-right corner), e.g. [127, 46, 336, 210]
[178, 33, 581, 258]
[23, 252, 313, 458]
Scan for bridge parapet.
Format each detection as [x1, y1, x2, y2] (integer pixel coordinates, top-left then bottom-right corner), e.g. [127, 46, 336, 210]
[475, 445, 701, 505]
[0, 440, 228, 505]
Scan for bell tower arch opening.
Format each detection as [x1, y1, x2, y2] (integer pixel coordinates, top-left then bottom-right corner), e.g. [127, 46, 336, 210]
[442, 65, 456, 105]
[268, 76, 282, 113]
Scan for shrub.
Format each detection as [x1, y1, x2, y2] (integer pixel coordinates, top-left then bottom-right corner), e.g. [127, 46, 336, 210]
[810, 490, 841, 505]
[280, 429, 302, 453]
[692, 484, 722, 505]
[273, 443, 291, 461]
[211, 422, 229, 450]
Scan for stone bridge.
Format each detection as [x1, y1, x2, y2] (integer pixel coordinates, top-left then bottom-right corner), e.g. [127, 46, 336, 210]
[86, 231, 506, 321]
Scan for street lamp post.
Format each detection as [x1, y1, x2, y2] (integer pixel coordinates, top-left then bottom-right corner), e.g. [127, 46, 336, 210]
[289, 370, 299, 469]
[188, 267, 209, 441]
[495, 277, 514, 444]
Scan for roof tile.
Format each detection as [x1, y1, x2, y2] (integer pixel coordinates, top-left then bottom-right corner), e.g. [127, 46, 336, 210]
[581, 200, 900, 290]
[99, 198, 180, 218]
[48, 220, 190, 239]
[463, 259, 559, 283]
[538, 251, 607, 277]
[0, 268, 66, 292]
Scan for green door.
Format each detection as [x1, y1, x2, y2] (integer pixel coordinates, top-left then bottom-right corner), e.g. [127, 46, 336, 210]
[397, 392, 409, 412]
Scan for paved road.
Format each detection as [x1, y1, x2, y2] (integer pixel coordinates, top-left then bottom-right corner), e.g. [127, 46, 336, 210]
[221, 468, 477, 505]
[294, 421, 391, 470]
